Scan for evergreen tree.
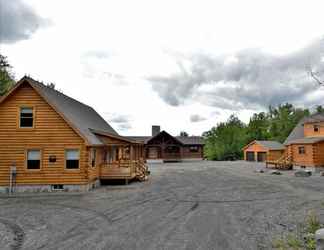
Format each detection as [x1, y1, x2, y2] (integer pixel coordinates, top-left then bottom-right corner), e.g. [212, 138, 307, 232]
[0, 54, 15, 96]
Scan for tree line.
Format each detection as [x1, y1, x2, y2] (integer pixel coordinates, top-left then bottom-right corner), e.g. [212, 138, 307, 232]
[203, 104, 324, 161]
[0, 54, 15, 96]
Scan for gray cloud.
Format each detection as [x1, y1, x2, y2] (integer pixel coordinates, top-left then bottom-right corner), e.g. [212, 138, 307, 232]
[147, 37, 324, 110]
[106, 113, 132, 131]
[190, 114, 207, 123]
[0, 0, 49, 44]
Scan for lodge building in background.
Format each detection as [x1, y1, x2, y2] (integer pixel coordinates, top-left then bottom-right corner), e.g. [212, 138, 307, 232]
[127, 126, 205, 163]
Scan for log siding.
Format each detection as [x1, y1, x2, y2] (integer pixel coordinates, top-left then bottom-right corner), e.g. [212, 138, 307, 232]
[0, 82, 88, 186]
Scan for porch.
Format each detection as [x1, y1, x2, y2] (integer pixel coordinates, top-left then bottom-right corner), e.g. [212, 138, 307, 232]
[100, 159, 148, 183]
[91, 130, 149, 183]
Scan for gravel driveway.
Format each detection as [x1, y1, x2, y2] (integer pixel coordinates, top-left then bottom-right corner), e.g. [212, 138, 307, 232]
[0, 161, 324, 250]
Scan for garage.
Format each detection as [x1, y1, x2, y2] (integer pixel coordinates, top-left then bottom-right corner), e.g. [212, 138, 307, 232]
[257, 152, 267, 162]
[243, 140, 285, 163]
[246, 151, 255, 161]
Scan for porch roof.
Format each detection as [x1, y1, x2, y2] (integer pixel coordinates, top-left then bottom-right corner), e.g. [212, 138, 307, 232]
[287, 136, 324, 145]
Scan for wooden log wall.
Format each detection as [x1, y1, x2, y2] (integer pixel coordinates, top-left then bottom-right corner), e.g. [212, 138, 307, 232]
[0, 82, 88, 186]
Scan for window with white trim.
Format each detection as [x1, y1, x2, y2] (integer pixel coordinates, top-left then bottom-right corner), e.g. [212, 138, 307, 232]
[20, 107, 34, 128]
[66, 149, 80, 169]
[27, 150, 41, 169]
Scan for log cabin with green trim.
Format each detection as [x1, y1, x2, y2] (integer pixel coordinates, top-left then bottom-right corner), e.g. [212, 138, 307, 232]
[0, 76, 148, 193]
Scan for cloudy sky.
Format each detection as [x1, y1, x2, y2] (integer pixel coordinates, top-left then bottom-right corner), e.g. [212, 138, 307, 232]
[1, 0, 324, 136]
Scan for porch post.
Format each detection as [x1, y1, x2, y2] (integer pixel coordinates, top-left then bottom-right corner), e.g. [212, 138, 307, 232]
[130, 144, 134, 160]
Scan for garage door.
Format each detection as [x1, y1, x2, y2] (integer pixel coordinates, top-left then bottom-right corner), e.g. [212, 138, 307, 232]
[257, 152, 267, 162]
[246, 152, 255, 161]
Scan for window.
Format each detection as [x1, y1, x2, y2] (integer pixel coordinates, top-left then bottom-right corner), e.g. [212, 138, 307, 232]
[90, 148, 96, 167]
[49, 155, 56, 163]
[65, 149, 80, 169]
[298, 146, 306, 155]
[52, 184, 64, 191]
[27, 150, 41, 169]
[189, 146, 199, 153]
[314, 125, 320, 133]
[20, 107, 34, 128]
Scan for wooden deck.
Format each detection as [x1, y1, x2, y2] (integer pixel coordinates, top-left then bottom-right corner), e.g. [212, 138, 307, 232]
[100, 160, 148, 182]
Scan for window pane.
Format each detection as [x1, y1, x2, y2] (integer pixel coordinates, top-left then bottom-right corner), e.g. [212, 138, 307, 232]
[28, 150, 40, 160]
[66, 160, 79, 169]
[21, 107, 33, 114]
[66, 150, 79, 160]
[27, 160, 40, 169]
[20, 118, 33, 127]
[20, 108, 34, 128]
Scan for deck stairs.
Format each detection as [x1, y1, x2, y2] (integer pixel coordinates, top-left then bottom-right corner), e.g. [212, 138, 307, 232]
[266, 154, 293, 170]
[135, 160, 149, 181]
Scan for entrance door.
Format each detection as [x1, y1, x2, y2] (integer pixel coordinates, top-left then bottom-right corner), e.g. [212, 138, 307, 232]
[257, 152, 267, 162]
[246, 152, 255, 161]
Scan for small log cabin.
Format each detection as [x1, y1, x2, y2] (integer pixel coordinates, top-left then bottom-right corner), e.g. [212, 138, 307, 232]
[0, 76, 147, 193]
[127, 126, 204, 163]
[243, 140, 285, 162]
[284, 113, 324, 169]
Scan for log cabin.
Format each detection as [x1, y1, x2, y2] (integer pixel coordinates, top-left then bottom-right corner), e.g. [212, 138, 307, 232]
[283, 113, 324, 170]
[0, 76, 148, 193]
[243, 140, 285, 162]
[127, 126, 204, 163]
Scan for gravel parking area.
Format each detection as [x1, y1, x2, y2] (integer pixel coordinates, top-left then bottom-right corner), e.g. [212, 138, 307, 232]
[1, 161, 324, 250]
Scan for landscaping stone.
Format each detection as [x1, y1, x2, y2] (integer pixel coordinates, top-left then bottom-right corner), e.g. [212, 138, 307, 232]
[254, 168, 265, 173]
[295, 170, 312, 177]
[315, 229, 324, 250]
[270, 170, 282, 175]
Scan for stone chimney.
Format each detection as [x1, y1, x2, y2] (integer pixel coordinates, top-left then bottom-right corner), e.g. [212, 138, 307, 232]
[152, 125, 161, 137]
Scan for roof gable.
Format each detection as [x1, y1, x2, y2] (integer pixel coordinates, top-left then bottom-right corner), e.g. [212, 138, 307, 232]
[0, 77, 119, 145]
[284, 113, 324, 145]
[146, 130, 184, 145]
[243, 140, 284, 151]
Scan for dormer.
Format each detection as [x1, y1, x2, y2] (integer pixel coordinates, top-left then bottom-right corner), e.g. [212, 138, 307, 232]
[303, 113, 324, 137]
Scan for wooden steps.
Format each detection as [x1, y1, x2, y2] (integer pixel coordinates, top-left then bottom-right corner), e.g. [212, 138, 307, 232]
[266, 155, 293, 170]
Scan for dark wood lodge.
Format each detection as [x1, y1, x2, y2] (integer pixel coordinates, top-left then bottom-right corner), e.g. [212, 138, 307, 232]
[127, 126, 204, 163]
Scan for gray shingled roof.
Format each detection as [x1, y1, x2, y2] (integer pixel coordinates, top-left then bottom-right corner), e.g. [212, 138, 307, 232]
[284, 118, 306, 145]
[255, 140, 285, 150]
[176, 136, 205, 145]
[284, 113, 324, 145]
[302, 113, 324, 124]
[125, 136, 151, 143]
[24, 77, 118, 145]
[126, 134, 205, 145]
[287, 137, 324, 145]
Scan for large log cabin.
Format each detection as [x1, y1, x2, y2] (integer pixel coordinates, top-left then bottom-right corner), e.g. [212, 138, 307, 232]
[0, 76, 147, 193]
[284, 113, 324, 169]
[127, 126, 204, 163]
